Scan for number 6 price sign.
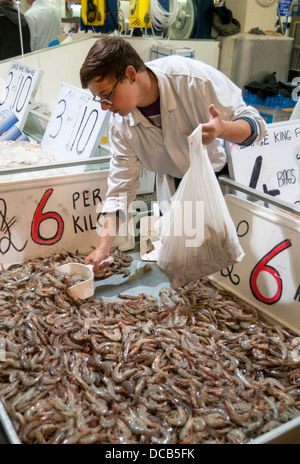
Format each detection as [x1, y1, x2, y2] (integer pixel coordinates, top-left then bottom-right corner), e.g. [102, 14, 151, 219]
[0, 61, 43, 131]
[41, 83, 111, 170]
[212, 194, 300, 335]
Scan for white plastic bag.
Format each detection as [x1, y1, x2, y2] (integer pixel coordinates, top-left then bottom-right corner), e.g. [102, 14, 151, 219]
[156, 124, 244, 289]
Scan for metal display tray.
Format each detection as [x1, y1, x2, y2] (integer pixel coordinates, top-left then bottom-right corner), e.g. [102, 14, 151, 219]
[0, 248, 299, 444]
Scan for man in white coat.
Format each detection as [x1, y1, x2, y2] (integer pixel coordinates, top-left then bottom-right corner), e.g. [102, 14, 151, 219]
[80, 37, 268, 276]
[25, 0, 62, 51]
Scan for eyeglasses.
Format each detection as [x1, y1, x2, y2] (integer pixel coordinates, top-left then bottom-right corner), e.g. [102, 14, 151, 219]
[92, 76, 123, 105]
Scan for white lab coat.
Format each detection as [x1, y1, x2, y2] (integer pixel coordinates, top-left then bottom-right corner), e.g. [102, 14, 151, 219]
[103, 56, 267, 214]
[25, 0, 62, 51]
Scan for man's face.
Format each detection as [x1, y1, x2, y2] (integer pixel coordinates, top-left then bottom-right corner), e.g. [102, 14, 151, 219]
[88, 74, 138, 117]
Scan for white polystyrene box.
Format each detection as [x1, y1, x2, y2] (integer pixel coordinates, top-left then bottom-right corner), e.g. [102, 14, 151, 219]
[150, 44, 195, 60]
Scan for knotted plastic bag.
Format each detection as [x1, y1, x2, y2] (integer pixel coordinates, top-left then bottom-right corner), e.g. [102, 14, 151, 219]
[156, 124, 244, 289]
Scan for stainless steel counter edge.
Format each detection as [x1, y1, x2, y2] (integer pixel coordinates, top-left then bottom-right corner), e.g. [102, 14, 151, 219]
[248, 416, 300, 444]
[0, 400, 21, 444]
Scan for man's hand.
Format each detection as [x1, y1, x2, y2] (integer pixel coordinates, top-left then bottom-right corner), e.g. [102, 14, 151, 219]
[84, 214, 120, 276]
[201, 104, 253, 145]
[84, 248, 112, 277]
[201, 104, 224, 145]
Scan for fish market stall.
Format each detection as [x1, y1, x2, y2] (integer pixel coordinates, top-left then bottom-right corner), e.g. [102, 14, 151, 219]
[0, 44, 300, 445]
[0, 121, 300, 444]
[0, 119, 300, 445]
[0, 163, 300, 444]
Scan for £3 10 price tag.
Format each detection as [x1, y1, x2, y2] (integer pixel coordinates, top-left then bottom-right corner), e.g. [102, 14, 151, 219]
[0, 61, 43, 131]
[41, 83, 110, 168]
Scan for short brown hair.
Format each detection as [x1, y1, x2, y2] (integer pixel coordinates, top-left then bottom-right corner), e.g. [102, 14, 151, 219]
[80, 37, 147, 88]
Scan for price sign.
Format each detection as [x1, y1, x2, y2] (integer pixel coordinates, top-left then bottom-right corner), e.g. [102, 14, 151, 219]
[278, 0, 292, 16]
[41, 83, 110, 168]
[0, 61, 43, 131]
[211, 194, 300, 335]
[0, 171, 135, 269]
[227, 120, 300, 208]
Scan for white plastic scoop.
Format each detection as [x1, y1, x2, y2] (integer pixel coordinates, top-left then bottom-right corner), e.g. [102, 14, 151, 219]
[58, 256, 114, 299]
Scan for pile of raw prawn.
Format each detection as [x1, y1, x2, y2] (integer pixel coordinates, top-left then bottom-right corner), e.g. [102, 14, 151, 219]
[0, 251, 299, 444]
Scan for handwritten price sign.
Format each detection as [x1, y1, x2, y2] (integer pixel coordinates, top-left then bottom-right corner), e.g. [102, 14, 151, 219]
[0, 171, 134, 269]
[228, 120, 300, 208]
[212, 194, 300, 335]
[0, 61, 43, 131]
[31, 188, 65, 246]
[41, 83, 110, 168]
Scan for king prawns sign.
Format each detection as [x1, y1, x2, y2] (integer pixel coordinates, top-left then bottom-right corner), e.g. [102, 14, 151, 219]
[0, 171, 112, 268]
[228, 120, 300, 208]
[212, 195, 300, 335]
